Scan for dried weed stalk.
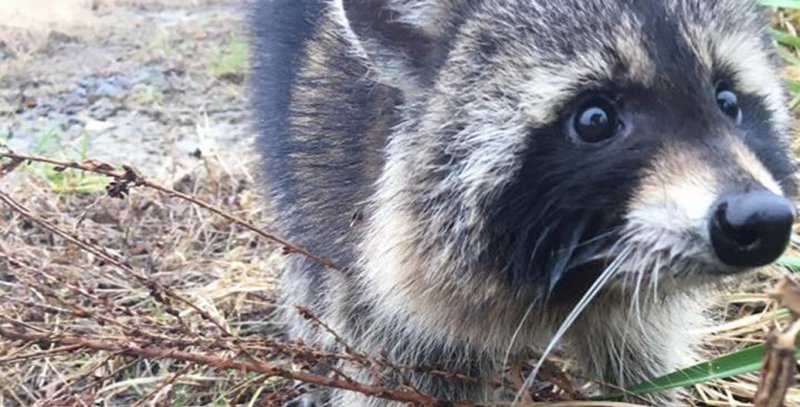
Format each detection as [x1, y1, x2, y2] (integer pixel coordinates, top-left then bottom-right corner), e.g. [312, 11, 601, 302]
[0, 151, 495, 406]
[0, 150, 795, 406]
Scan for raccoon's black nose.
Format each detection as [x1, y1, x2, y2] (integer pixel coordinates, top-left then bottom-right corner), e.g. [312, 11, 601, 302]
[709, 191, 795, 268]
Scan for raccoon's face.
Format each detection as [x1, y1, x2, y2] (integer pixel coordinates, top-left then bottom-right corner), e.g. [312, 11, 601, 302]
[348, 0, 798, 304]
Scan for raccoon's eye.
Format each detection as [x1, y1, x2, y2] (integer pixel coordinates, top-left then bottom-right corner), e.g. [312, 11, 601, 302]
[570, 95, 620, 143]
[716, 86, 742, 125]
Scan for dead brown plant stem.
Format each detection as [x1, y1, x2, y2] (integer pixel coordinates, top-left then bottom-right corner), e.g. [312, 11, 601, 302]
[0, 187, 232, 337]
[0, 151, 343, 272]
[0, 326, 481, 407]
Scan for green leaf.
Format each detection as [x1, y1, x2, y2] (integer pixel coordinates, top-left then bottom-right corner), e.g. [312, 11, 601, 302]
[759, 0, 800, 8]
[597, 341, 800, 400]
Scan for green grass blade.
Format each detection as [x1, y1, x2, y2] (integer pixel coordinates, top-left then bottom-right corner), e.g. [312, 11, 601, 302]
[780, 48, 800, 68]
[597, 341, 800, 400]
[759, 0, 800, 8]
[595, 256, 800, 400]
[778, 255, 800, 272]
[770, 28, 800, 49]
[786, 79, 800, 99]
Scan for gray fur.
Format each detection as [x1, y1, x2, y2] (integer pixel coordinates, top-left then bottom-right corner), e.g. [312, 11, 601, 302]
[249, 0, 797, 405]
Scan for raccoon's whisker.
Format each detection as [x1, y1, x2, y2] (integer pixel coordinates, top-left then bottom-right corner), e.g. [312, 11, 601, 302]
[511, 218, 594, 363]
[629, 277, 642, 326]
[617, 245, 657, 387]
[602, 234, 642, 387]
[590, 227, 637, 261]
[514, 245, 633, 405]
[557, 226, 625, 272]
[523, 223, 553, 283]
[574, 227, 622, 250]
[650, 255, 662, 301]
[631, 249, 650, 329]
[547, 216, 590, 293]
[501, 301, 536, 388]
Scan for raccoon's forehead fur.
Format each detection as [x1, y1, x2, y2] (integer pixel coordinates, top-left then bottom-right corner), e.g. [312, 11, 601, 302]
[356, 0, 796, 307]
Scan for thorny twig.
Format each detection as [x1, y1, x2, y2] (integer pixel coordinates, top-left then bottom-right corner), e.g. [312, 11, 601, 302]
[7, 176, 554, 404]
[71, 354, 137, 394]
[0, 151, 520, 399]
[297, 305, 357, 354]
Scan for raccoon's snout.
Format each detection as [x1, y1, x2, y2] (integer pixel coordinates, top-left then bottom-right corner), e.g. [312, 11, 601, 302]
[708, 191, 795, 268]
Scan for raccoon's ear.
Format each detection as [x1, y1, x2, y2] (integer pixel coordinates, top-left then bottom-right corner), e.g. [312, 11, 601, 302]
[341, 0, 463, 91]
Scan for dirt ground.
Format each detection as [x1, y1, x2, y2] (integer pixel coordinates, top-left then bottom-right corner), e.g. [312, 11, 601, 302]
[1, 0, 250, 174]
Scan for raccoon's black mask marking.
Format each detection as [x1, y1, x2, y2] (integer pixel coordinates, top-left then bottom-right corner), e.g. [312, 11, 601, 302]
[252, 0, 798, 404]
[488, 85, 796, 302]
[470, 1, 798, 303]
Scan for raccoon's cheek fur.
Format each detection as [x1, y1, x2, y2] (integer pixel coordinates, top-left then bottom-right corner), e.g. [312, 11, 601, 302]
[624, 138, 795, 277]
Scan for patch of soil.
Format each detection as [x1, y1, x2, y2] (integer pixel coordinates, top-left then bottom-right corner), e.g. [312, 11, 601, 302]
[0, 0, 250, 175]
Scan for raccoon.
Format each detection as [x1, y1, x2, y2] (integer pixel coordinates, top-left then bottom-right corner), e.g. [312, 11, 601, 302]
[249, 0, 798, 405]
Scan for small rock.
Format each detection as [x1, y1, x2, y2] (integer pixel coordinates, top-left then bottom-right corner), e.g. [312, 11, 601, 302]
[219, 72, 245, 84]
[89, 98, 123, 121]
[47, 31, 79, 44]
[0, 41, 15, 61]
[94, 82, 126, 99]
[85, 119, 116, 132]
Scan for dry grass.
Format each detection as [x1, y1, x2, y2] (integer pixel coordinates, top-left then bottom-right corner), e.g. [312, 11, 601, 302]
[0, 152, 509, 407]
[693, 273, 800, 406]
[0, 153, 288, 406]
[3, 128, 798, 407]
